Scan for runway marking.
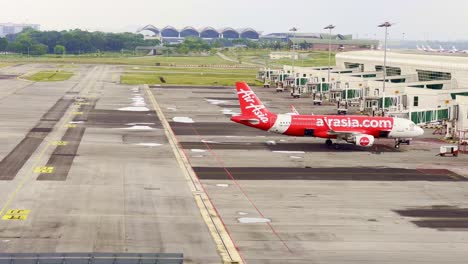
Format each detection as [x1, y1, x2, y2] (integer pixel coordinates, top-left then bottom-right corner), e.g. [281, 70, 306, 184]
[66, 124, 77, 128]
[34, 166, 54, 174]
[2, 209, 31, 221]
[144, 84, 244, 264]
[0, 66, 103, 221]
[2, 215, 27, 220]
[6, 210, 30, 215]
[52, 141, 68, 146]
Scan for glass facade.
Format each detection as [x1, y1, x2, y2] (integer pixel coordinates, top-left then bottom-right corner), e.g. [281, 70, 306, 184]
[416, 70, 451, 82]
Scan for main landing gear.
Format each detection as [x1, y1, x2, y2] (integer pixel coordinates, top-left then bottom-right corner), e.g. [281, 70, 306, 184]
[325, 139, 340, 149]
[395, 138, 411, 149]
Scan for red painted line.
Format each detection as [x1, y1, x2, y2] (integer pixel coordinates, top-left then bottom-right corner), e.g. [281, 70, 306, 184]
[168, 125, 247, 264]
[190, 125, 294, 254]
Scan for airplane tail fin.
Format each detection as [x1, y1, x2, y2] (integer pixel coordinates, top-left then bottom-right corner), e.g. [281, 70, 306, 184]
[235, 82, 271, 119]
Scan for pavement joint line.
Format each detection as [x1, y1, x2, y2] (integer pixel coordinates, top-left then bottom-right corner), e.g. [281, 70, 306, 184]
[143, 84, 243, 264]
[0, 66, 102, 218]
[190, 125, 294, 254]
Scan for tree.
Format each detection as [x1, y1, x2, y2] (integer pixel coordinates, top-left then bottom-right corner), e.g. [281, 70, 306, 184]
[30, 44, 48, 55]
[0, 37, 7, 52]
[54, 45, 66, 55]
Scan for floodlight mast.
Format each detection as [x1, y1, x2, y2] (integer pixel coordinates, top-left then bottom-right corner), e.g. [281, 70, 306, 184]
[289, 27, 298, 80]
[378, 22, 393, 115]
[324, 24, 336, 85]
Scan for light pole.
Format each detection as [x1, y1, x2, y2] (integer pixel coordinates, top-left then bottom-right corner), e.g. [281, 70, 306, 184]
[324, 25, 335, 86]
[378, 22, 392, 115]
[289, 27, 298, 79]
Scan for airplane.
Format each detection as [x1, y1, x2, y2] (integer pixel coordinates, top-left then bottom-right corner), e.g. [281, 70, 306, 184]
[231, 82, 424, 149]
[438, 45, 446, 53]
[416, 45, 425, 51]
[449, 46, 458, 53]
[425, 45, 437, 52]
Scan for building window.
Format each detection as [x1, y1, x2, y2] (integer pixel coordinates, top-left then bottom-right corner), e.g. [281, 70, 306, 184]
[416, 70, 451, 81]
[414, 96, 419, 107]
[375, 65, 401, 76]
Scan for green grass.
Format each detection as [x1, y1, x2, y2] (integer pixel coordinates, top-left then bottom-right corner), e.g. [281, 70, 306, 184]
[220, 49, 336, 67]
[0, 54, 241, 67]
[121, 72, 262, 86]
[127, 66, 258, 75]
[274, 51, 336, 67]
[25, 71, 74, 82]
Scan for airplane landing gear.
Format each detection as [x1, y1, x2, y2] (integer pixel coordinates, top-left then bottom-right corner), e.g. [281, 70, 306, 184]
[395, 138, 411, 149]
[326, 139, 333, 146]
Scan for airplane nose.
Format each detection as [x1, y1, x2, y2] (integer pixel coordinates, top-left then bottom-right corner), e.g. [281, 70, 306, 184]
[416, 126, 425, 136]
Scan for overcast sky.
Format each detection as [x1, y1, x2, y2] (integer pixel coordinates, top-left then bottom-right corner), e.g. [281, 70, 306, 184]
[1, 0, 467, 41]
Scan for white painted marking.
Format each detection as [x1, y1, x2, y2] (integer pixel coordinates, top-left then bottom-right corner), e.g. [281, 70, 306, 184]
[191, 149, 207, 153]
[201, 139, 217, 144]
[135, 143, 162, 147]
[68, 121, 84, 124]
[266, 140, 276, 145]
[290, 156, 303, 159]
[216, 184, 229, 188]
[238, 217, 271, 224]
[167, 107, 177, 111]
[238, 212, 248, 216]
[126, 123, 155, 126]
[118, 106, 150, 111]
[221, 109, 239, 116]
[206, 99, 228, 105]
[173, 117, 195, 123]
[121, 126, 155, 130]
[191, 155, 204, 158]
[273, 151, 306, 154]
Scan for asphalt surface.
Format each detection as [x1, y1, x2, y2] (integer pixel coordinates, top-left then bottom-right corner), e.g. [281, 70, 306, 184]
[0, 64, 220, 263]
[1, 63, 468, 263]
[153, 83, 468, 264]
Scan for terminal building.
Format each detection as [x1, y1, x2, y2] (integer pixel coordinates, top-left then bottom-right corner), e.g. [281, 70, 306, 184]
[139, 25, 260, 41]
[0, 23, 40, 37]
[261, 32, 378, 51]
[277, 51, 468, 140]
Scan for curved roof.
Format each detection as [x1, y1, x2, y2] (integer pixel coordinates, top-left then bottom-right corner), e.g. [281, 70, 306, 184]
[181, 26, 199, 33]
[161, 25, 179, 32]
[219, 27, 239, 33]
[139, 24, 160, 33]
[238, 28, 259, 34]
[200, 26, 219, 33]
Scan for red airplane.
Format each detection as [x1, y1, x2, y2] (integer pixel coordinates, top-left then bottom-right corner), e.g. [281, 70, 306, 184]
[231, 82, 424, 148]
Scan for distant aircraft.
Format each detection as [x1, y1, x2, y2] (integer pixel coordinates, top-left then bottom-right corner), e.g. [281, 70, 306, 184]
[449, 46, 458, 53]
[438, 45, 446, 53]
[416, 45, 424, 51]
[425, 45, 437, 52]
[231, 82, 424, 149]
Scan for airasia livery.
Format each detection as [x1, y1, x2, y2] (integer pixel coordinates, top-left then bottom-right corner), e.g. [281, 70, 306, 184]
[231, 82, 424, 148]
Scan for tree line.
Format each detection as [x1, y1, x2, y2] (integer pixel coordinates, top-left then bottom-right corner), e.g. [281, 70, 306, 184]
[0, 28, 160, 55]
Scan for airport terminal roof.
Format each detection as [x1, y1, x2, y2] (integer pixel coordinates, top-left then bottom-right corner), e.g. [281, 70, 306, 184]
[291, 38, 378, 46]
[337, 50, 468, 71]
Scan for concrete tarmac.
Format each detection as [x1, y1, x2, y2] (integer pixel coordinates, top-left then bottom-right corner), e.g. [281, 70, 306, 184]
[152, 84, 468, 264]
[0, 65, 221, 264]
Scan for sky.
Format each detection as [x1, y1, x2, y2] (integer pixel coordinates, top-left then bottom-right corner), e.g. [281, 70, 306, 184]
[1, 0, 467, 41]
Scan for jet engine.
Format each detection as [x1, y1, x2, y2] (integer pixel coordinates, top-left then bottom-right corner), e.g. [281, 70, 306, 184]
[353, 135, 375, 147]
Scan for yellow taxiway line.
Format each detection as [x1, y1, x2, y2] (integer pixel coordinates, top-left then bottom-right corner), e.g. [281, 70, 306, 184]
[144, 84, 243, 264]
